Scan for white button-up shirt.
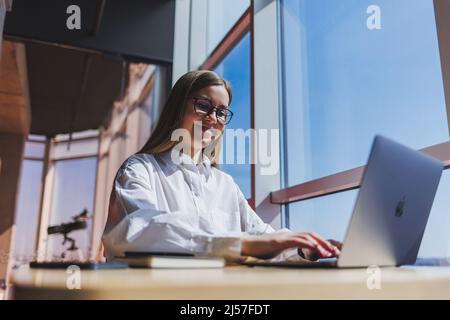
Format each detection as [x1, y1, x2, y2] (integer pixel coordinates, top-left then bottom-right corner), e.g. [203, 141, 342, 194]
[102, 150, 295, 261]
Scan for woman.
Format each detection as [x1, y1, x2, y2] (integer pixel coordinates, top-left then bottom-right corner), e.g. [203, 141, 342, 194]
[102, 70, 341, 261]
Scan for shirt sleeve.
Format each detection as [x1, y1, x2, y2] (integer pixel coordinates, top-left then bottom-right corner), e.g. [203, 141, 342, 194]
[102, 158, 242, 261]
[236, 184, 301, 261]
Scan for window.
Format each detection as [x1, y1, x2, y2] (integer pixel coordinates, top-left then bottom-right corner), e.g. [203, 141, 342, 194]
[213, 32, 252, 198]
[51, 138, 98, 160]
[279, 0, 450, 258]
[207, 0, 250, 54]
[45, 157, 97, 260]
[14, 138, 46, 263]
[23, 141, 45, 159]
[14, 160, 44, 263]
[288, 191, 357, 242]
[280, 0, 448, 186]
[419, 170, 450, 258]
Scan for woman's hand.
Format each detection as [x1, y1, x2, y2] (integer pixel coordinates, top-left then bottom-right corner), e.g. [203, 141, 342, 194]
[300, 239, 342, 261]
[241, 232, 341, 260]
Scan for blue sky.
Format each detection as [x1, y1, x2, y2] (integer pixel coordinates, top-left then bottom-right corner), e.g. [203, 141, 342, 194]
[214, 33, 252, 198]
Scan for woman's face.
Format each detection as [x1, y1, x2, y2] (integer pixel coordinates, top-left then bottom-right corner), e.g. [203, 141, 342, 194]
[180, 84, 230, 150]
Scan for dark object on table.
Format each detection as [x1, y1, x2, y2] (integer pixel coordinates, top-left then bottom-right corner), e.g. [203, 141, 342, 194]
[47, 209, 89, 256]
[29, 261, 128, 270]
[29, 209, 100, 268]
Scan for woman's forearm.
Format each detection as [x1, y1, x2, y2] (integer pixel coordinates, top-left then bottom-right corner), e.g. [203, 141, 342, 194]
[240, 232, 340, 260]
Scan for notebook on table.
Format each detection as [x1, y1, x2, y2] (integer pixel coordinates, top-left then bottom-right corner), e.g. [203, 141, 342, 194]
[29, 261, 128, 270]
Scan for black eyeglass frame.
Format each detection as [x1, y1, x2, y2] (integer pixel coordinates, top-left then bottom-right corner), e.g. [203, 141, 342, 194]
[192, 97, 234, 125]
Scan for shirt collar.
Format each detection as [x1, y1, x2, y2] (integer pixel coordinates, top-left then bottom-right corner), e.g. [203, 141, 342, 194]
[160, 149, 212, 178]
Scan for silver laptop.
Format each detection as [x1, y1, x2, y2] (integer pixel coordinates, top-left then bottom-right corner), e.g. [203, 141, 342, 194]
[245, 135, 444, 268]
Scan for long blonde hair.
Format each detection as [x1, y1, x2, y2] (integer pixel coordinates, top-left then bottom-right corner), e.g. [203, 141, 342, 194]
[139, 70, 232, 166]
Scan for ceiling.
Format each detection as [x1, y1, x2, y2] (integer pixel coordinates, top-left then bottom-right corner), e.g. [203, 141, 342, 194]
[26, 42, 126, 136]
[3, 0, 176, 136]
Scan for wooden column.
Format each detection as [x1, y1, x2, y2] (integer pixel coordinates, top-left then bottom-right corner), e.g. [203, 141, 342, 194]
[0, 40, 30, 297]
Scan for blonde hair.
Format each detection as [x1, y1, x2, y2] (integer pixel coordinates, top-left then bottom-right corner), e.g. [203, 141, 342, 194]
[139, 70, 232, 167]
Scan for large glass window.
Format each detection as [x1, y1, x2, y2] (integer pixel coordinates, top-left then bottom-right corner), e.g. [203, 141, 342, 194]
[207, 0, 250, 54]
[281, 0, 448, 186]
[214, 33, 252, 198]
[281, 0, 450, 258]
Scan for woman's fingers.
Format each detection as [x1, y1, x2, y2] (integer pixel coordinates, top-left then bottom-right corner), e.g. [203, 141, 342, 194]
[301, 234, 334, 257]
[308, 233, 341, 256]
[328, 239, 343, 251]
[288, 234, 333, 258]
[287, 238, 326, 256]
[307, 232, 335, 252]
[287, 232, 340, 258]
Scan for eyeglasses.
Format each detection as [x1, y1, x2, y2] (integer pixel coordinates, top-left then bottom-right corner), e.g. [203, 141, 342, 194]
[192, 97, 233, 125]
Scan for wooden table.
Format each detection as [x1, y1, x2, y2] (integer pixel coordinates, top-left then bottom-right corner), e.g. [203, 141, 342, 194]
[10, 264, 450, 299]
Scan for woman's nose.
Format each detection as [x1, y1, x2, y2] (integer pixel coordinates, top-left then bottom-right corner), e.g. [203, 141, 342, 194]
[205, 111, 218, 124]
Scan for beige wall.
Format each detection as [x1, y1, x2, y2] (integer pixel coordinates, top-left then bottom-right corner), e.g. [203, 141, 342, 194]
[0, 40, 30, 294]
